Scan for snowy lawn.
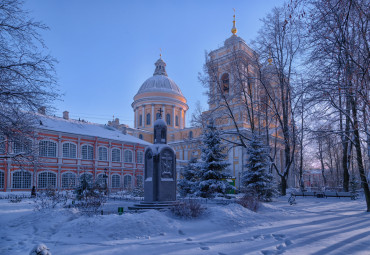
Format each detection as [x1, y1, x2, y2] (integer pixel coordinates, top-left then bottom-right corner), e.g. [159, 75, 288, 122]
[1, 195, 370, 255]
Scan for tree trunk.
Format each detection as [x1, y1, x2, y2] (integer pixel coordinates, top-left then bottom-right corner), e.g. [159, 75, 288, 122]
[281, 176, 287, 196]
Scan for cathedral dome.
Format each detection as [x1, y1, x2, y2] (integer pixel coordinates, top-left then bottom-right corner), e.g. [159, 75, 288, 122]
[136, 75, 183, 97]
[135, 58, 184, 97]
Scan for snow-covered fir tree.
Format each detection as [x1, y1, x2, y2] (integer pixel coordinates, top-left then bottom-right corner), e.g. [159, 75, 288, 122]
[242, 134, 276, 201]
[196, 121, 233, 198]
[178, 157, 199, 197]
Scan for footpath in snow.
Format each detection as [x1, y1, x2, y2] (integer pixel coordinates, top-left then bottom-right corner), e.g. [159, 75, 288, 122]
[0, 195, 370, 255]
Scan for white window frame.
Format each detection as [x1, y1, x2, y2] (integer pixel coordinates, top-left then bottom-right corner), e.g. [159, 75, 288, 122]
[62, 142, 77, 159]
[61, 172, 76, 189]
[111, 148, 121, 162]
[12, 171, 32, 189]
[123, 174, 132, 189]
[136, 175, 143, 188]
[111, 174, 120, 188]
[81, 144, 94, 160]
[124, 150, 133, 163]
[13, 138, 32, 154]
[39, 140, 57, 157]
[38, 171, 57, 189]
[98, 146, 108, 161]
[137, 151, 144, 164]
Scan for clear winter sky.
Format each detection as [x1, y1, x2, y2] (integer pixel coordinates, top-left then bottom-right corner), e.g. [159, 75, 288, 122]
[25, 0, 284, 127]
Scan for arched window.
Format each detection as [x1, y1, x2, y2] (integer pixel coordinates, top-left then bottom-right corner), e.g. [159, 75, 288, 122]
[39, 140, 57, 157]
[137, 151, 144, 164]
[136, 175, 143, 188]
[63, 142, 77, 158]
[124, 175, 132, 189]
[13, 139, 32, 154]
[139, 115, 142, 126]
[124, 150, 133, 163]
[38, 172, 57, 189]
[61, 172, 76, 188]
[98, 147, 108, 161]
[146, 113, 151, 125]
[81, 144, 94, 160]
[175, 116, 179, 126]
[0, 171, 4, 189]
[12, 171, 32, 189]
[166, 114, 171, 125]
[189, 131, 193, 139]
[221, 73, 229, 94]
[139, 134, 143, 140]
[111, 175, 120, 188]
[112, 148, 121, 162]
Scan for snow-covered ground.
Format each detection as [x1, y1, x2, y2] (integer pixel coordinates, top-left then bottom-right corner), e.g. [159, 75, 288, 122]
[1, 194, 370, 255]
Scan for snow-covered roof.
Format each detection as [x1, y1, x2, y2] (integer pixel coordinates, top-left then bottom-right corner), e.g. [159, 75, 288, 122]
[136, 75, 183, 97]
[36, 114, 151, 146]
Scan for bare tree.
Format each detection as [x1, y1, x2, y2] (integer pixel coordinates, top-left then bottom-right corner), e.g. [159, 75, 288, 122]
[0, 0, 58, 161]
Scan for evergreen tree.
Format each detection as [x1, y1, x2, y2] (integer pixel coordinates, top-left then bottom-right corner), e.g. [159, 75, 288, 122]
[242, 134, 276, 201]
[350, 175, 359, 200]
[178, 158, 198, 197]
[196, 121, 233, 198]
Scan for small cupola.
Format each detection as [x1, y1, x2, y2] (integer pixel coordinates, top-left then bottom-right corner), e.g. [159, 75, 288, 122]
[153, 57, 168, 76]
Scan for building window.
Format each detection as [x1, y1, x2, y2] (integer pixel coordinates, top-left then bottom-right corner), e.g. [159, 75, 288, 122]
[189, 131, 193, 139]
[139, 134, 143, 140]
[136, 175, 143, 188]
[61, 172, 76, 188]
[176, 116, 179, 126]
[112, 175, 120, 188]
[63, 142, 77, 158]
[13, 139, 32, 154]
[146, 113, 151, 125]
[39, 140, 57, 157]
[221, 73, 229, 94]
[98, 147, 108, 161]
[137, 151, 144, 163]
[12, 171, 32, 189]
[139, 115, 142, 126]
[0, 171, 4, 189]
[112, 148, 121, 162]
[124, 175, 132, 189]
[0, 136, 5, 154]
[166, 114, 171, 125]
[156, 112, 161, 120]
[124, 150, 133, 163]
[38, 172, 57, 189]
[81, 144, 94, 160]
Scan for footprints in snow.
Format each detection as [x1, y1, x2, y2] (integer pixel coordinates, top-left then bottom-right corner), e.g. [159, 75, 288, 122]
[260, 233, 293, 255]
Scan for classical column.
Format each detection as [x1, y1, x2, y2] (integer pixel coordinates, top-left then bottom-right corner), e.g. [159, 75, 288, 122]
[151, 104, 154, 126]
[141, 105, 145, 127]
[135, 107, 138, 128]
[162, 104, 166, 121]
[180, 108, 183, 129]
[172, 105, 175, 128]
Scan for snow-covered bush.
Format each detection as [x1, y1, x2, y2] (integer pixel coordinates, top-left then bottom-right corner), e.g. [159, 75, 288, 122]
[74, 175, 107, 216]
[34, 186, 68, 210]
[350, 175, 359, 200]
[178, 158, 199, 197]
[29, 243, 51, 255]
[195, 121, 234, 198]
[237, 193, 260, 212]
[170, 200, 206, 219]
[242, 134, 277, 202]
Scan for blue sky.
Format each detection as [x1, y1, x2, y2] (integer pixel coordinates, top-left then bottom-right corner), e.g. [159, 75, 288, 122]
[25, 0, 284, 127]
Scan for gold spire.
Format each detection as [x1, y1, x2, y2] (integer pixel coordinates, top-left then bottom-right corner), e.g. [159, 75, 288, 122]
[268, 50, 273, 65]
[160, 48, 162, 59]
[231, 8, 237, 35]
